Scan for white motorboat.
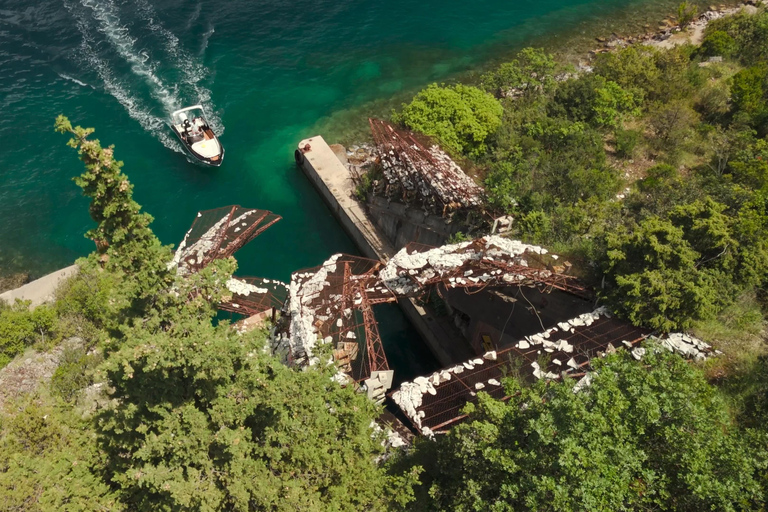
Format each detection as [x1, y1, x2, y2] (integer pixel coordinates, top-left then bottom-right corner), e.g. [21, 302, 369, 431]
[170, 105, 224, 166]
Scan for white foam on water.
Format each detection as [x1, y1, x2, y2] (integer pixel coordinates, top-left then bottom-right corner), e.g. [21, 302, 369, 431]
[81, 0, 181, 115]
[67, 0, 183, 153]
[199, 25, 215, 58]
[186, 1, 203, 31]
[134, 0, 223, 135]
[58, 73, 91, 88]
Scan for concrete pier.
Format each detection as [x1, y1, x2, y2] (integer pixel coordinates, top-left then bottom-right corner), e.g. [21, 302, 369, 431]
[0, 265, 78, 308]
[296, 136, 394, 260]
[297, 137, 472, 366]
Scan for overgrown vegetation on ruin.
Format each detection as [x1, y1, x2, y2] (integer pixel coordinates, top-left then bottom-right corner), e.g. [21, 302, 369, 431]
[395, 9, 768, 337]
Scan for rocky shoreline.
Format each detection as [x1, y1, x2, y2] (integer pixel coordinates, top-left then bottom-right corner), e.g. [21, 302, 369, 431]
[0, 272, 29, 295]
[590, 0, 763, 56]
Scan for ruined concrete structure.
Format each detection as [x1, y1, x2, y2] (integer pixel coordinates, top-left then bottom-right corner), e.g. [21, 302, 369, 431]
[272, 254, 397, 402]
[172, 205, 719, 437]
[264, 237, 588, 402]
[369, 119, 484, 217]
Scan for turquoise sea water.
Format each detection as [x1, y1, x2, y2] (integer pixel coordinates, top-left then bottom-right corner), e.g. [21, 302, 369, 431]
[0, 0, 697, 380]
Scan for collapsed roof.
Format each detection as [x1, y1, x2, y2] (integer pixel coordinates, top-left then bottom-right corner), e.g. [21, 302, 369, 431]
[369, 118, 484, 216]
[379, 236, 589, 298]
[269, 238, 588, 400]
[391, 308, 720, 436]
[170, 206, 281, 274]
[272, 254, 397, 391]
[220, 276, 288, 316]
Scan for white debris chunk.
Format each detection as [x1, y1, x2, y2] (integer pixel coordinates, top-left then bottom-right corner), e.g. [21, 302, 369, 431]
[226, 278, 269, 296]
[573, 373, 593, 393]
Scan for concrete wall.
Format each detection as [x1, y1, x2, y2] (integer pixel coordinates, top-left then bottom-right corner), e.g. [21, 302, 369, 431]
[367, 196, 460, 250]
[297, 136, 393, 260]
[0, 265, 78, 308]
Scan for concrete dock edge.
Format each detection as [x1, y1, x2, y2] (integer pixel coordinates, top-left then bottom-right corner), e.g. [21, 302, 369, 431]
[297, 136, 454, 366]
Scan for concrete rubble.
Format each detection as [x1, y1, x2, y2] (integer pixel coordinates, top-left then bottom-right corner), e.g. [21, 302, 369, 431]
[653, 332, 722, 361]
[226, 278, 269, 296]
[369, 119, 484, 216]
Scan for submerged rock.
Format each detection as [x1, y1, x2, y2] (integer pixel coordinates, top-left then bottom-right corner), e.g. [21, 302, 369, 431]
[0, 272, 29, 294]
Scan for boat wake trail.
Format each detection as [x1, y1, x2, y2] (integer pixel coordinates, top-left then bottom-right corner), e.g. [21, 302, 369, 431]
[66, 0, 221, 151]
[134, 0, 223, 135]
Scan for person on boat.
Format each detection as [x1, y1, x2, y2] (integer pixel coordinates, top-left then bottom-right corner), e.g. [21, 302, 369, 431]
[184, 118, 203, 140]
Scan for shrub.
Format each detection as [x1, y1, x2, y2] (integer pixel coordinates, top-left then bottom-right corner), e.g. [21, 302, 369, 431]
[553, 75, 640, 128]
[707, 9, 768, 65]
[677, 1, 698, 28]
[699, 30, 737, 58]
[354, 166, 379, 201]
[0, 302, 59, 367]
[518, 210, 552, 242]
[614, 128, 641, 158]
[593, 46, 660, 100]
[648, 100, 699, 157]
[731, 64, 768, 130]
[480, 47, 557, 97]
[694, 80, 731, 122]
[393, 83, 503, 157]
[484, 161, 525, 214]
[50, 345, 102, 402]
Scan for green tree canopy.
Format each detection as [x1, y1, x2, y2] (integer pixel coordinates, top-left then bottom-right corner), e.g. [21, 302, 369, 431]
[601, 216, 723, 330]
[553, 74, 641, 128]
[55, 116, 174, 330]
[480, 47, 557, 97]
[406, 348, 766, 511]
[97, 321, 416, 512]
[393, 83, 503, 156]
[706, 9, 768, 65]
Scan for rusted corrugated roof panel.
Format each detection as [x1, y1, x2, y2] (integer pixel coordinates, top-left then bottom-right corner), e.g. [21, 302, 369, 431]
[380, 236, 590, 298]
[391, 308, 651, 436]
[171, 205, 281, 274]
[219, 276, 288, 316]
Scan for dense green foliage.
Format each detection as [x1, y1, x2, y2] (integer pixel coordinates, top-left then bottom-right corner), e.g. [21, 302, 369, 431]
[0, 301, 58, 367]
[480, 47, 558, 97]
[405, 348, 766, 511]
[0, 396, 120, 511]
[99, 323, 415, 511]
[393, 10, 768, 331]
[0, 120, 415, 510]
[392, 83, 503, 156]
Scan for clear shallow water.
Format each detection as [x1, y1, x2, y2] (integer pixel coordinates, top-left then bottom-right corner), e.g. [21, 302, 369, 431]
[0, 0, 696, 379]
